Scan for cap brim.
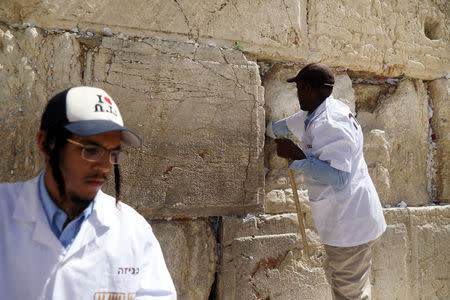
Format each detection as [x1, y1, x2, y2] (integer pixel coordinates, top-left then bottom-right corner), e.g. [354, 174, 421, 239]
[286, 76, 297, 83]
[65, 120, 142, 147]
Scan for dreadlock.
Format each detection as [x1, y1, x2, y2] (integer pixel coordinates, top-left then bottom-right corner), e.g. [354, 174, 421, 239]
[114, 164, 121, 205]
[42, 126, 72, 199]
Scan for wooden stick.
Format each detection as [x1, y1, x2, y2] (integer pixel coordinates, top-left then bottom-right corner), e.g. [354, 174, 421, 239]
[287, 163, 310, 259]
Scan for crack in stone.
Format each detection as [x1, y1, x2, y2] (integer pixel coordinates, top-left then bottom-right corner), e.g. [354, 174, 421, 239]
[282, 0, 301, 46]
[208, 2, 228, 14]
[306, 0, 311, 59]
[241, 98, 259, 213]
[119, 39, 249, 90]
[173, 0, 197, 40]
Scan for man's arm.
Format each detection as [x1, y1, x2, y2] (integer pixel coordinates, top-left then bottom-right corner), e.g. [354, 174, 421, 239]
[290, 153, 350, 188]
[275, 138, 350, 188]
[135, 230, 177, 299]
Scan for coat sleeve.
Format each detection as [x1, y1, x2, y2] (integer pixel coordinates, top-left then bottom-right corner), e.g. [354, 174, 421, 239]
[135, 226, 177, 299]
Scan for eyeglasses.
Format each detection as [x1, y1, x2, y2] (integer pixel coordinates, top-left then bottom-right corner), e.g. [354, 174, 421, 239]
[66, 139, 127, 164]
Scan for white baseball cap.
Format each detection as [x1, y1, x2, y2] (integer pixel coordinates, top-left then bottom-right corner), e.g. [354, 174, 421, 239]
[40, 86, 142, 146]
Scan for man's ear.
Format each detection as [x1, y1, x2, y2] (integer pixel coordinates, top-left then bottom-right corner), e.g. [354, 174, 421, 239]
[37, 130, 50, 159]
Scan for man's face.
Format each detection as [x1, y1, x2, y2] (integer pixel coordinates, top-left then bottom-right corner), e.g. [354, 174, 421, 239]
[296, 80, 313, 112]
[59, 131, 121, 202]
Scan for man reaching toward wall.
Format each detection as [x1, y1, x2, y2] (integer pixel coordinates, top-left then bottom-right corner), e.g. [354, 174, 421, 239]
[267, 63, 386, 300]
[0, 86, 176, 299]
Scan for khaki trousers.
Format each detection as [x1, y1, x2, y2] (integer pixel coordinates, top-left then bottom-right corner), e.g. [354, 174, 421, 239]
[324, 239, 378, 300]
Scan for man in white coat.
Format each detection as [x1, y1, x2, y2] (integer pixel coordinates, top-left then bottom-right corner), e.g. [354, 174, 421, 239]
[0, 86, 177, 299]
[267, 63, 386, 300]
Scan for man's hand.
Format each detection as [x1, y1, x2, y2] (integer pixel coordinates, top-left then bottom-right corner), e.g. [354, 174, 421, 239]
[275, 138, 307, 161]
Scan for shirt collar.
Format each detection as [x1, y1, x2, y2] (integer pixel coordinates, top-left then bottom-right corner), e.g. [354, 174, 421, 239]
[304, 110, 315, 128]
[304, 96, 332, 128]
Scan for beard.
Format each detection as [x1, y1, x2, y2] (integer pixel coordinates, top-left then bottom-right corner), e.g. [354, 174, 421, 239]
[63, 173, 107, 213]
[64, 191, 95, 216]
[69, 192, 94, 206]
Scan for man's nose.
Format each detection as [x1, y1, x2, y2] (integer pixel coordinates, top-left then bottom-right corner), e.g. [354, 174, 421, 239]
[94, 151, 113, 172]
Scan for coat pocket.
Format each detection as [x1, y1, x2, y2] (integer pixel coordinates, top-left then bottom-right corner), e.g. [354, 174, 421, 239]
[309, 198, 335, 234]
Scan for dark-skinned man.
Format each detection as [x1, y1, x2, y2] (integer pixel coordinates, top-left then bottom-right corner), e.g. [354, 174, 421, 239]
[266, 63, 386, 300]
[0, 86, 176, 299]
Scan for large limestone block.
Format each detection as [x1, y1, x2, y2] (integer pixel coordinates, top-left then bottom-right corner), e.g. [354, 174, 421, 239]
[357, 80, 430, 206]
[219, 207, 450, 300]
[0, 25, 83, 182]
[218, 214, 330, 300]
[263, 64, 300, 123]
[332, 73, 356, 114]
[92, 37, 265, 217]
[363, 129, 391, 203]
[309, 0, 449, 79]
[1, 1, 448, 78]
[372, 209, 410, 299]
[428, 79, 450, 202]
[408, 207, 450, 299]
[150, 218, 218, 300]
[372, 207, 450, 300]
[353, 83, 394, 114]
[0, 26, 265, 217]
[0, 0, 309, 62]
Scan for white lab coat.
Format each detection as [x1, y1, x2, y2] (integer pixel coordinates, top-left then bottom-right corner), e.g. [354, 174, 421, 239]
[294, 97, 386, 247]
[0, 175, 177, 299]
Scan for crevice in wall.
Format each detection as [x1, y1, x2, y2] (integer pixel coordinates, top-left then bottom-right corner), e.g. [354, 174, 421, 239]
[426, 84, 438, 203]
[350, 75, 403, 114]
[424, 17, 442, 40]
[208, 216, 221, 300]
[76, 36, 101, 85]
[305, 0, 311, 59]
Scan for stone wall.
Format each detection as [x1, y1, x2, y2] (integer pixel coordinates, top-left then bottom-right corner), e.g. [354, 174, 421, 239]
[1, 0, 449, 299]
[218, 206, 450, 299]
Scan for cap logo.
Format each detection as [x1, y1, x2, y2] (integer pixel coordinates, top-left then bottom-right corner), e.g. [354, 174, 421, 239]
[95, 94, 118, 116]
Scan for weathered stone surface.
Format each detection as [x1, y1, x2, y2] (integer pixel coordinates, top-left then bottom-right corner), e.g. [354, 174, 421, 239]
[332, 73, 356, 114]
[408, 207, 450, 299]
[93, 37, 265, 217]
[150, 218, 218, 300]
[363, 129, 391, 203]
[371, 210, 410, 300]
[220, 207, 450, 300]
[428, 79, 450, 202]
[0, 25, 83, 182]
[0, 0, 309, 62]
[0, 26, 265, 217]
[1, 0, 448, 79]
[353, 83, 394, 113]
[309, 0, 449, 79]
[372, 206, 450, 300]
[358, 80, 430, 206]
[263, 64, 300, 123]
[218, 214, 330, 300]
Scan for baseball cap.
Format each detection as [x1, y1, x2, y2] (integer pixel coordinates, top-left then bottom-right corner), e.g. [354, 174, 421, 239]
[40, 86, 142, 146]
[286, 63, 335, 88]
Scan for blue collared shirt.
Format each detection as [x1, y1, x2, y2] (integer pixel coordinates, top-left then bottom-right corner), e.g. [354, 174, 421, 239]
[304, 111, 315, 128]
[39, 172, 94, 249]
[271, 110, 350, 188]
